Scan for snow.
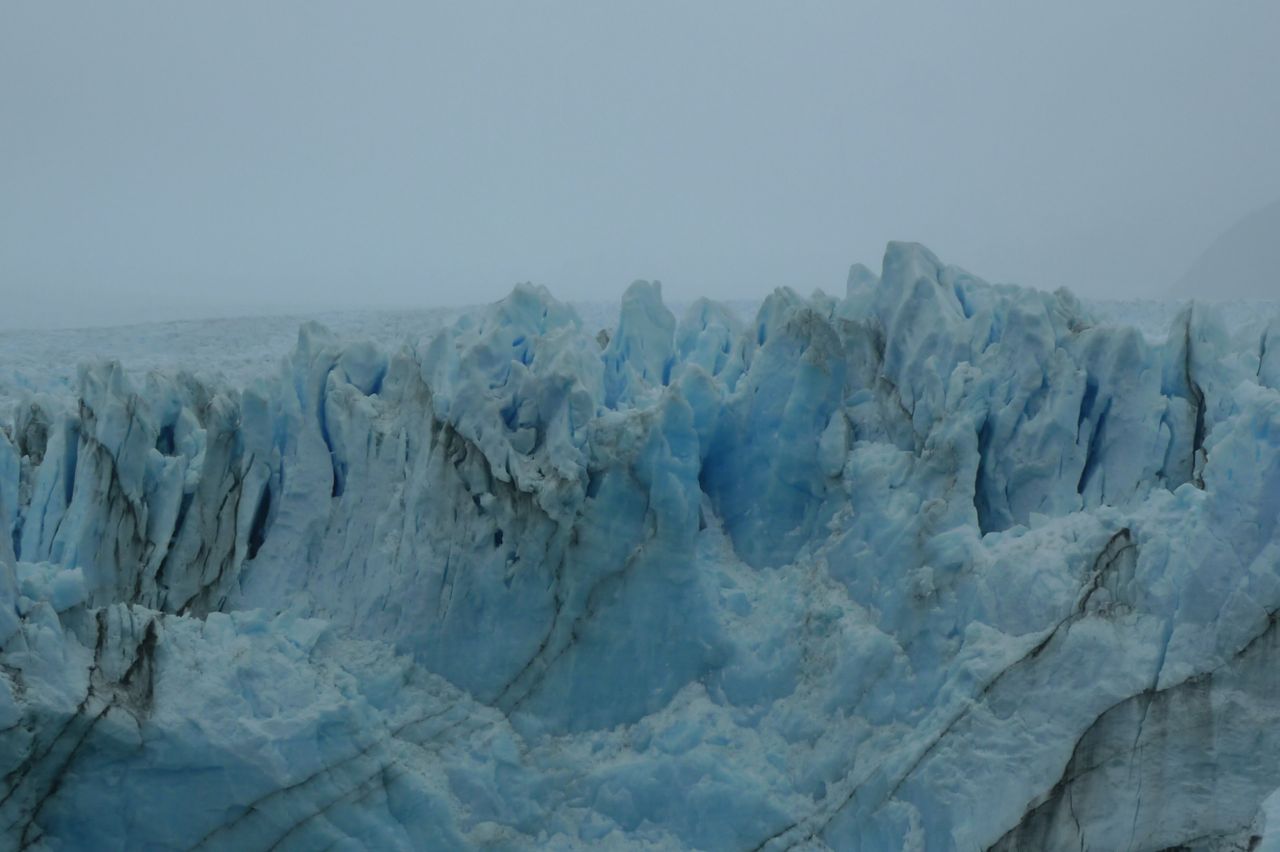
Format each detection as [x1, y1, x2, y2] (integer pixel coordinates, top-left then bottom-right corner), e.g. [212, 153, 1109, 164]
[2, 243, 1280, 850]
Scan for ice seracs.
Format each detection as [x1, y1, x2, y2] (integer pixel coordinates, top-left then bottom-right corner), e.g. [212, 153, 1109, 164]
[2, 242, 1280, 850]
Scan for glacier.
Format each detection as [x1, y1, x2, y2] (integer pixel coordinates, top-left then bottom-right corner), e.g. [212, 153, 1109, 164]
[2, 242, 1280, 850]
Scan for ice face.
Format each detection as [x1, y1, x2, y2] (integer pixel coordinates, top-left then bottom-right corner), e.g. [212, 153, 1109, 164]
[2, 242, 1280, 850]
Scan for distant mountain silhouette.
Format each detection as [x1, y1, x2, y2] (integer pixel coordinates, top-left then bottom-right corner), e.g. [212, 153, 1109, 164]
[1173, 199, 1280, 299]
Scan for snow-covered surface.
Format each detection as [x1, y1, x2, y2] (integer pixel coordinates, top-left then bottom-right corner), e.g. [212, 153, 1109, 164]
[3, 245, 1280, 850]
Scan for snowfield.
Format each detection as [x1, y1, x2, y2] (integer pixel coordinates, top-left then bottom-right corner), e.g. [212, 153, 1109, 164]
[2, 243, 1280, 851]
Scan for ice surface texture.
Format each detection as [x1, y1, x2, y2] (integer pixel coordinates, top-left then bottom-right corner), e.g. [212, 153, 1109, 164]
[3, 242, 1280, 850]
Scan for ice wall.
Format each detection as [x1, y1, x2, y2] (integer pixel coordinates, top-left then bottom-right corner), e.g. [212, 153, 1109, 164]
[2, 243, 1280, 850]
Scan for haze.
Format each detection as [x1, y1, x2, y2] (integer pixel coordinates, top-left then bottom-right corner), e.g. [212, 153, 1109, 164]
[3, 2, 1278, 330]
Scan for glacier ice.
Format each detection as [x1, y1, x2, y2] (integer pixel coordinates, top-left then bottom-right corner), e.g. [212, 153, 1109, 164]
[2, 242, 1280, 849]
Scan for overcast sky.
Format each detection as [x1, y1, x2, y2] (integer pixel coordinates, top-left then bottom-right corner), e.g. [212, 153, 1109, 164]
[3, 2, 1278, 329]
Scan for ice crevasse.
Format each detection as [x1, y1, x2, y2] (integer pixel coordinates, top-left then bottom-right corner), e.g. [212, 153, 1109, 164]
[2, 242, 1280, 850]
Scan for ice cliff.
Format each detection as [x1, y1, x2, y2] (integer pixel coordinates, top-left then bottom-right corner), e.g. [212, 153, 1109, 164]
[2, 242, 1280, 850]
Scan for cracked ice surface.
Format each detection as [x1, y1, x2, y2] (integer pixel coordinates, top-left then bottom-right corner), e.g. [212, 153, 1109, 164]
[2, 243, 1280, 850]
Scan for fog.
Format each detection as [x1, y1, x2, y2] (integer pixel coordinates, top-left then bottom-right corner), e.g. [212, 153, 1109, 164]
[3, 2, 1278, 329]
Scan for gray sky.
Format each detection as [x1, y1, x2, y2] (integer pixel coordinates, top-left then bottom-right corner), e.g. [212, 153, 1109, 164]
[3, 2, 1278, 329]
